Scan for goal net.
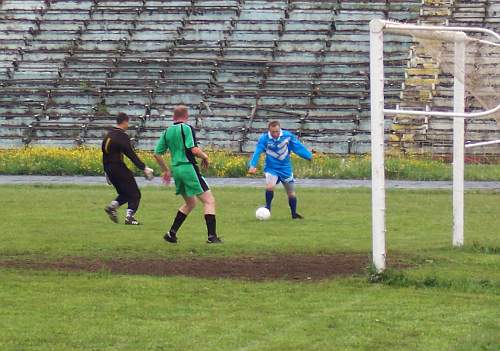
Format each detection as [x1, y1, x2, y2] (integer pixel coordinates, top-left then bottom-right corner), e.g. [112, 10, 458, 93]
[369, 20, 500, 271]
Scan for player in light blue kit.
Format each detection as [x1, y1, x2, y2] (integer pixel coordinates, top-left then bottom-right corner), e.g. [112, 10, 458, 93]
[248, 121, 313, 219]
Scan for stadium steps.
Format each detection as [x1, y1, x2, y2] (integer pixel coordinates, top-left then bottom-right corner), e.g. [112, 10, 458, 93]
[419, 0, 453, 25]
[417, 0, 500, 155]
[1, 0, 421, 154]
[389, 0, 452, 154]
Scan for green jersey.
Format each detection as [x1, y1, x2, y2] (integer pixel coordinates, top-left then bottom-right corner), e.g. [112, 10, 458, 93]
[154, 122, 209, 197]
[154, 122, 198, 166]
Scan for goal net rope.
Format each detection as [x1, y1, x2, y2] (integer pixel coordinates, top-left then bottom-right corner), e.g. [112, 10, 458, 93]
[407, 29, 500, 124]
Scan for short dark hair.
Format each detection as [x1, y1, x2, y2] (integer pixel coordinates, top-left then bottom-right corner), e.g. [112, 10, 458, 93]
[268, 121, 280, 129]
[116, 112, 129, 124]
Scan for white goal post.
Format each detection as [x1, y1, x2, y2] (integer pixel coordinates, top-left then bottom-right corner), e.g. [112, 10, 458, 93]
[369, 19, 500, 272]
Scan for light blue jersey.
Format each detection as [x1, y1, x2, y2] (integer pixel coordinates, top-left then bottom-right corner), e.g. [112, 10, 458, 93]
[249, 130, 312, 181]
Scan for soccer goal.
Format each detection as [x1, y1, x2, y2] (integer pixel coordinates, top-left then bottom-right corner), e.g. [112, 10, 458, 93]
[369, 19, 500, 271]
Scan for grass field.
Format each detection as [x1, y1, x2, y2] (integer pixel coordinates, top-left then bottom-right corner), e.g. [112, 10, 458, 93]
[1, 185, 499, 350]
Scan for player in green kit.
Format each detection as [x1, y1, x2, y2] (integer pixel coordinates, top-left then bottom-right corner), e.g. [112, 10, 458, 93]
[153, 105, 222, 244]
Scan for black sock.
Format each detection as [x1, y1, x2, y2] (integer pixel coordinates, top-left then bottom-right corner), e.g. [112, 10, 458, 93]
[170, 211, 187, 235]
[289, 196, 297, 217]
[204, 214, 217, 237]
[265, 190, 274, 210]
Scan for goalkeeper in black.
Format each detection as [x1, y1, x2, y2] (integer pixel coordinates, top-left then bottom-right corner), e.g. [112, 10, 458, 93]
[102, 112, 150, 225]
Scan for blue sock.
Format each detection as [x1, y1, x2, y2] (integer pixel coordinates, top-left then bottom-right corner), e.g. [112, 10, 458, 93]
[265, 190, 274, 210]
[289, 196, 297, 217]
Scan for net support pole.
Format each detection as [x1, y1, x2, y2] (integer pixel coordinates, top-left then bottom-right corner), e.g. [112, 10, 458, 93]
[453, 34, 466, 247]
[370, 19, 386, 272]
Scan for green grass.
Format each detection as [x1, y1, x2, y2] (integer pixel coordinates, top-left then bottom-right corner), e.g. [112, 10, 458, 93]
[1, 185, 499, 350]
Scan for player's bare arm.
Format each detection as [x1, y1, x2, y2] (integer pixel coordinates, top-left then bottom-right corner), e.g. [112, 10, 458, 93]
[191, 146, 209, 170]
[153, 153, 171, 184]
[153, 153, 169, 173]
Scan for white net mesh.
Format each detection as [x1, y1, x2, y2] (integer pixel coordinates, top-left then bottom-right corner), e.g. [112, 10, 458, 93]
[410, 30, 500, 124]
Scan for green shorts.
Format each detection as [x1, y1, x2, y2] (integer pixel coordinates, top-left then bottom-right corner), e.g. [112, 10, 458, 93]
[172, 163, 209, 197]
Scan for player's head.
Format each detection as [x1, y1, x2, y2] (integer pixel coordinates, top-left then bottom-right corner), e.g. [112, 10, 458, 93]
[173, 105, 189, 122]
[116, 112, 129, 130]
[268, 121, 281, 139]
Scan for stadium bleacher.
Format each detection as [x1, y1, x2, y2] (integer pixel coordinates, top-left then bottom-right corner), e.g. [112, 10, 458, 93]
[391, 0, 500, 155]
[1, 0, 497, 155]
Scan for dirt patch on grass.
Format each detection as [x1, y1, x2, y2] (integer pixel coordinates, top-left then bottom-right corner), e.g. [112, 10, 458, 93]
[0, 254, 377, 281]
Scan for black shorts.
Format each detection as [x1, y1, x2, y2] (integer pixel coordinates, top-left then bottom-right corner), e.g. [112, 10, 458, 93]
[104, 163, 140, 200]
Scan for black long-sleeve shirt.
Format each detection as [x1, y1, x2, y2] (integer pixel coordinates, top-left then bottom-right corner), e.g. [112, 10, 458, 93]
[102, 127, 146, 170]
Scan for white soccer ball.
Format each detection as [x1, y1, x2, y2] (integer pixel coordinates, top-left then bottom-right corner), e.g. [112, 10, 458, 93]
[255, 207, 271, 221]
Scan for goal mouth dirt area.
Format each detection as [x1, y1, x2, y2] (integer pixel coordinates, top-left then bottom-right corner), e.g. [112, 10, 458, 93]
[0, 254, 382, 281]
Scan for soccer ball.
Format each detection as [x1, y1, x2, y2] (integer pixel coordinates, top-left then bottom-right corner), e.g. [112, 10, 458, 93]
[255, 207, 271, 221]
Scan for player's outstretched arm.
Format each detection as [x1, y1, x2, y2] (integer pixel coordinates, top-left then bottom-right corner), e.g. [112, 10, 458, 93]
[153, 154, 171, 184]
[248, 135, 266, 173]
[289, 134, 313, 161]
[121, 135, 147, 171]
[153, 130, 171, 183]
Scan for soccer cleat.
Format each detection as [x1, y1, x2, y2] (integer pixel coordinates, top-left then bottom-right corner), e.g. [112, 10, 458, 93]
[104, 206, 118, 223]
[206, 235, 223, 244]
[125, 216, 140, 225]
[292, 213, 304, 220]
[163, 231, 177, 244]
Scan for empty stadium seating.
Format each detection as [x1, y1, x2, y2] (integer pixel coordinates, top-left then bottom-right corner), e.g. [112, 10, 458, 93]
[5, 0, 495, 155]
[391, 0, 500, 156]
